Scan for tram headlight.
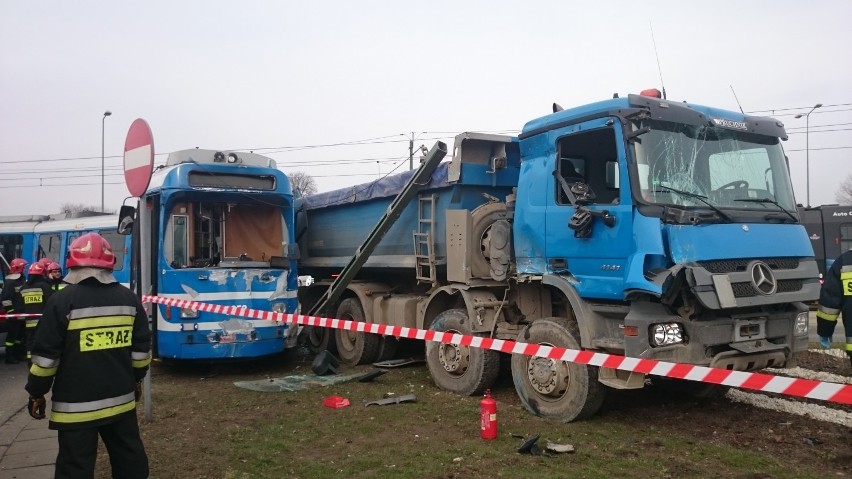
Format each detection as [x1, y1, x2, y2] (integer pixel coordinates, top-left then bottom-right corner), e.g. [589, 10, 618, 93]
[181, 307, 199, 319]
[650, 322, 684, 347]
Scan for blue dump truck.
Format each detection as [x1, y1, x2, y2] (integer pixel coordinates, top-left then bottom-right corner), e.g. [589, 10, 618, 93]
[296, 89, 820, 422]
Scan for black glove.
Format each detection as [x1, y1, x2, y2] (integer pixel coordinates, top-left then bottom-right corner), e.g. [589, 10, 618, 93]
[135, 381, 142, 402]
[28, 396, 46, 420]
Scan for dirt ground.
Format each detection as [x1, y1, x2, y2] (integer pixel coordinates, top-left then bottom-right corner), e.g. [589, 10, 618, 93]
[112, 348, 852, 478]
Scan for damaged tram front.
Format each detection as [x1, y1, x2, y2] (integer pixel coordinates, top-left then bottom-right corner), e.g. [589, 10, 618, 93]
[136, 149, 299, 360]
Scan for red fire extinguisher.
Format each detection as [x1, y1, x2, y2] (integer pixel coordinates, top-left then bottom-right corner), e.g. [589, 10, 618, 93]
[480, 389, 497, 440]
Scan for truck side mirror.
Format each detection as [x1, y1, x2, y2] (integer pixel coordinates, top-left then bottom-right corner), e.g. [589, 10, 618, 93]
[605, 161, 619, 189]
[117, 205, 136, 235]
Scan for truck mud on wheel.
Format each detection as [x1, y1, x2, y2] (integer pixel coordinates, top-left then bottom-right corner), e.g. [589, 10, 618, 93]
[296, 89, 820, 422]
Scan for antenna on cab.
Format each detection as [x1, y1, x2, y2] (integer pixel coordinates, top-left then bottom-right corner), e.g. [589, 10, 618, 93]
[649, 21, 667, 100]
[729, 85, 745, 114]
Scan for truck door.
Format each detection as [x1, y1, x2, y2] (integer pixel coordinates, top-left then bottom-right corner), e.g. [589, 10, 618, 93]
[544, 119, 634, 300]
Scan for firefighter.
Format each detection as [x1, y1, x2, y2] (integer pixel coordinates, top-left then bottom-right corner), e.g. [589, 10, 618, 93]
[25, 233, 150, 478]
[2, 258, 28, 364]
[816, 250, 852, 368]
[46, 262, 67, 291]
[13, 262, 53, 363]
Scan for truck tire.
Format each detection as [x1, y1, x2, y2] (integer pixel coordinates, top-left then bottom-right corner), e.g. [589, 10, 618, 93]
[334, 298, 380, 365]
[511, 317, 606, 422]
[375, 336, 399, 362]
[469, 202, 507, 279]
[426, 309, 500, 396]
[303, 326, 336, 354]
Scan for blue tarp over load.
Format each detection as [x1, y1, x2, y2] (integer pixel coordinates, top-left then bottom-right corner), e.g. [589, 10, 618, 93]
[302, 162, 451, 210]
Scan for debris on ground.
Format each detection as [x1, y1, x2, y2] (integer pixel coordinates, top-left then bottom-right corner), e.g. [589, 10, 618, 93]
[322, 395, 350, 408]
[517, 434, 541, 455]
[363, 393, 416, 406]
[372, 357, 425, 368]
[311, 350, 341, 376]
[545, 442, 575, 454]
[357, 369, 388, 382]
[233, 372, 364, 392]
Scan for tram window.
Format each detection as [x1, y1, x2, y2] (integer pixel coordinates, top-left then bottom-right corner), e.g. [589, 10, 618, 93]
[99, 230, 126, 271]
[172, 216, 188, 268]
[38, 233, 61, 262]
[0, 234, 24, 275]
[165, 202, 284, 268]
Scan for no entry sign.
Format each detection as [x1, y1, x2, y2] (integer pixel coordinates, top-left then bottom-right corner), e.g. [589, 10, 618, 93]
[123, 119, 155, 197]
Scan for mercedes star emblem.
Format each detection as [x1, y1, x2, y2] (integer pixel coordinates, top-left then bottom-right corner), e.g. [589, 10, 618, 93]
[750, 261, 777, 295]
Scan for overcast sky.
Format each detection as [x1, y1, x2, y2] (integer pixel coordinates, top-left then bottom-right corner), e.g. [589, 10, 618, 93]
[2, 1, 850, 216]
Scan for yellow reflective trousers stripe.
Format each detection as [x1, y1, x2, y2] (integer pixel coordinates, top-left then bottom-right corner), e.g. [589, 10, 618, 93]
[29, 364, 58, 377]
[132, 357, 152, 368]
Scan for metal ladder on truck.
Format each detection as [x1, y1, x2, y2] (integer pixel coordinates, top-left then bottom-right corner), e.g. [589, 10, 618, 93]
[413, 195, 437, 284]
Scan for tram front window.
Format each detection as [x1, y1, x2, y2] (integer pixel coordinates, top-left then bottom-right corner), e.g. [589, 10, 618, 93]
[164, 202, 286, 268]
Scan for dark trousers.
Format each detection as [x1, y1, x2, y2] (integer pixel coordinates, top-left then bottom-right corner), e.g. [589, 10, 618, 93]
[3, 318, 23, 362]
[55, 412, 149, 479]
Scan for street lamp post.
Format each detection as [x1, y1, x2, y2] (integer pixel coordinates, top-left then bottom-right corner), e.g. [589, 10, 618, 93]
[101, 110, 112, 212]
[795, 103, 822, 207]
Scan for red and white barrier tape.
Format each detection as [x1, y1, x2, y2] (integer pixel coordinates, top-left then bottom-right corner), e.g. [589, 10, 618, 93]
[144, 295, 852, 405]
[0, 313, 42, 318]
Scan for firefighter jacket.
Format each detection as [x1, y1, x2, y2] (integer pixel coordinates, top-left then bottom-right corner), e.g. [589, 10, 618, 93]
[49, 278, 68, 292]
[816, 249, 852, 355]
[13, 277, 53, 330]
[25, 278, 151, 430]
[1, 275, 25, 314]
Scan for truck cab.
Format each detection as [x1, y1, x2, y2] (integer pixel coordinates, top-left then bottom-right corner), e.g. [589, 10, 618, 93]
[515, 91, 818, 370]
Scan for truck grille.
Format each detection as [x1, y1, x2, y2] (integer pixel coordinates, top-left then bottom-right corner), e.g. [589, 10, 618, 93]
[698, 258, 799, 274]
[731, 279, 803, 297]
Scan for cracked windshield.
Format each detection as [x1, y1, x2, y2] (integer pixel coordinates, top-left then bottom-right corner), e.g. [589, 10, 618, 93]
[634, 120, 797, 212]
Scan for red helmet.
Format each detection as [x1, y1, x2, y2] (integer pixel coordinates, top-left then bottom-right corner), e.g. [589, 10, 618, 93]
[37, 257, 53, 267]
[47, 262, 62, 273]
[28, 262, 46, 276]
[10, 258, 28, 274]
[66, 233, 115, 270]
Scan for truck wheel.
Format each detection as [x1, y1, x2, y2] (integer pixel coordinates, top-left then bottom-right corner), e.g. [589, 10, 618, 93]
[376, 336, 399, 362]
[334, 298, 380, 365]
[426, 309, 499, 396]
[469, 202, 507, 279]
[511, 317, 606, 422]
[303, 326, 336, 354]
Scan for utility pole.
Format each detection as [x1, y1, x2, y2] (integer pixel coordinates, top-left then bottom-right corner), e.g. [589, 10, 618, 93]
[409, 132, 414, 170]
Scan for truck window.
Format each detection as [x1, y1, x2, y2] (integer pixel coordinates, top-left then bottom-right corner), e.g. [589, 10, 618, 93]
[555, 128, 619, 205]
[708, 148, 773, 205]
[840, 223, 852, 252]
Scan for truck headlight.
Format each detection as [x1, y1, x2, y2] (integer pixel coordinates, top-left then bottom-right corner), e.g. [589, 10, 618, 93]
[180, 308, 198, 319]
[794, 312, 809, 336]
[650, 323, 684, 347]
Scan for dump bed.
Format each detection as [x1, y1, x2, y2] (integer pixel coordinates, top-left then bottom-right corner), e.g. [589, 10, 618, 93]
[296, 134, 521, 274]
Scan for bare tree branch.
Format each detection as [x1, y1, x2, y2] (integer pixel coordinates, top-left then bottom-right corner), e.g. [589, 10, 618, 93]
[835, 173, 852, 205]
[289, 171, 318, 197]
